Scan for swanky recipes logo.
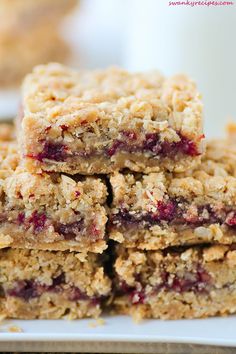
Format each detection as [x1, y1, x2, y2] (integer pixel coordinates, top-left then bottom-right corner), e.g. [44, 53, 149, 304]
[169, 0, 234, 6]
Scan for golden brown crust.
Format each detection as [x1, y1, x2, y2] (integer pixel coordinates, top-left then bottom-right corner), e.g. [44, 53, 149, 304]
[20, 63, 203, 174]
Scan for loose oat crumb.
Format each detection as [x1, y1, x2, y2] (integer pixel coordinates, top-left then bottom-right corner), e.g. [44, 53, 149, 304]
[88, 318, 106, 328]
[8, 325, 23, 333]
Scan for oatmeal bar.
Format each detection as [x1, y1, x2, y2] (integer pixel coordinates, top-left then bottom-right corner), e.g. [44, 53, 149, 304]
[113, 244, 236, 320]
[0, 28, 70, 87]
[109, 139, 236, 249]
[0, 124, 107, 253]
[0, 248, 111, 319]
[19, 63, 204, 175]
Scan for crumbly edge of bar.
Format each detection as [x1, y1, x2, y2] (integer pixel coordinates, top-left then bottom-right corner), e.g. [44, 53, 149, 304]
[109, 225, 236, 250]
[0, 293, 102, 320]
[0, 248, 111, 296]
[0, 231, 107, 253]
[114, 244, 236, 287]
[114, 288, 236, 320]
[113, 244, 236, 319]
[23, 149, 202, 175]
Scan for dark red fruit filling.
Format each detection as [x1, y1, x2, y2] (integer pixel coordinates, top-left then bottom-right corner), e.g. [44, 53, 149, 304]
[54, 220, 84, 240]
[117, 266, 212, 305]
[27, 130, 201, 162]
[7, 280, 38, 301]
[155, 266, 212, 293]
[28, 211, 47, 233]
[117, 281, 145, 305]
[226, 212, 236, 226]
[32, 141, 68, 162]
[156, 200, 177, 221]
[110, 200, 236, 230]
[16, 211, 47, 233]
[6, 274, 103, 304]
[106, 131, 201, 158]
[106, 140, 123, 157]
[67, 288, 91, 301]
[17, 212, 25, 224]
[15, 211, 89, 240]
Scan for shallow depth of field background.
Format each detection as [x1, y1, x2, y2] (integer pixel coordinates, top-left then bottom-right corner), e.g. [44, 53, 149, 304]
[0, 0, 235, 138]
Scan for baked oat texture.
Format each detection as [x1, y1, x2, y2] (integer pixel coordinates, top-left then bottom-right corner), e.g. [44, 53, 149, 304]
[109, 138, 236, 250]
[114, 244, 236, 320]
[0, 248, 111, 319]
[0, 124, 107, 253]
[19, 63, 204, 174]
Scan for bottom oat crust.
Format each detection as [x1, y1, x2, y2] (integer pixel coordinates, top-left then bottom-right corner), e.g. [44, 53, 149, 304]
[113, 244, 236, 320]
[0, 248, 111, 319]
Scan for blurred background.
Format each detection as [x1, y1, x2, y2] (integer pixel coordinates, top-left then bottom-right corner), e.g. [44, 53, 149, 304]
[0, 0, 235, 138]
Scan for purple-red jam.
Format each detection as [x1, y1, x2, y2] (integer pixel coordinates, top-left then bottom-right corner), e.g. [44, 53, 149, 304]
[155, 266, 211, 294]
[6, 274, 103, 304]
[30, 141, 68, 162]
[28, 211, 47, 233]
[118, 266, 212, 305]
[110, 200, 236, 230]
[54, 220, 84, 240]
[29, 131, 201, 162]
[17, 211, 47, 233]
[15, 211, 94, 240]
[106, 131, 201, 158]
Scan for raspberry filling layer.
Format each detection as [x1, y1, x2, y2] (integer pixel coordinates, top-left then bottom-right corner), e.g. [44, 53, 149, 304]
[28, 131, 202, 162]
[2, 211, 102, 241]
[117, 266, 212, 305]
[106, 131, 201, 157]
[110, 199, 236, 230]
[6, 273, 105, 305]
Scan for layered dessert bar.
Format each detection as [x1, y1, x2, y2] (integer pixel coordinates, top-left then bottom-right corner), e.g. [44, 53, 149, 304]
[0, 248, 111, 319]
[109, 139, 236, 249]
[0, 124, 107, 253]
[19, 63, 204, 174]
[113, 244, 236, 320]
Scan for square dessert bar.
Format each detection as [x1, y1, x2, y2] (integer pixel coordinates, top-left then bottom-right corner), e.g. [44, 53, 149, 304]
[109, 139, 236, 250]
[0, 248, 111, 319]
[19, 63, 204, 175]
[113, 244, 236, 320]
[0, 124, 107, 253]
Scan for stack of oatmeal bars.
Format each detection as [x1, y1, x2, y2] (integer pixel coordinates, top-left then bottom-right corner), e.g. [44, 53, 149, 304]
[1, 63, 236, 320]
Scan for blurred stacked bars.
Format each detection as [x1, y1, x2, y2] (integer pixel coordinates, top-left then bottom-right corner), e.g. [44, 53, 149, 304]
[0, 0, 77, 87]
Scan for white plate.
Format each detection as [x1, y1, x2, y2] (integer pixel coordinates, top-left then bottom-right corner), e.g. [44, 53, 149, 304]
[0, 315, 236, 352]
